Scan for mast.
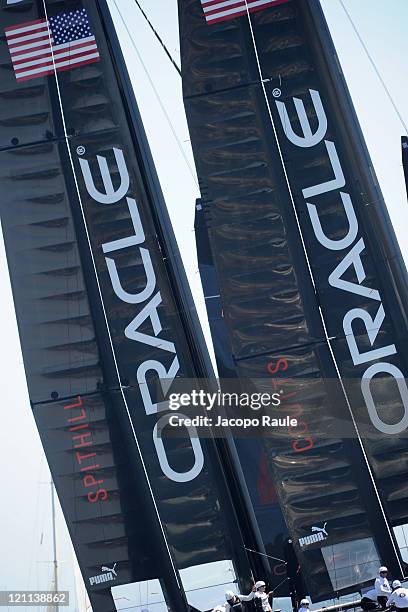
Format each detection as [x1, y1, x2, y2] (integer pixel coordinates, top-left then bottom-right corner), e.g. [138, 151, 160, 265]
[47, 480, 59, 612]
[51, 481, 58, 603]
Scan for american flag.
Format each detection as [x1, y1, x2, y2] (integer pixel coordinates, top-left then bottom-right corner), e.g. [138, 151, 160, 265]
[5, 8, 100, 83]
[201, 0, 290, 24]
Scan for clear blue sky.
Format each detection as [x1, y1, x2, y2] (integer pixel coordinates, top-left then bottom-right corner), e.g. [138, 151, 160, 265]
[0, 1, 407, 610]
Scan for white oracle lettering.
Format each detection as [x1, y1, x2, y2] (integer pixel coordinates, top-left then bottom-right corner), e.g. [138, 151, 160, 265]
[137, 356, 180, 416]
[307, 192, 358, 251]
[329, 237, 380, 301]
[79, 147, 205, 481]
[343, 305, 396, 366]
[277, 87, 407, 436]
[106, 247, 155, 305]
[125, 292, 176, 353]
[103, 199, 156, 304]
[276, 89, 327, 148]
[102, 198, 145, 253]
[362, 363, 408, 434]
[302, 141, 345, 199]
[79, 148, 130, 204]
[153, 415, 204, 483]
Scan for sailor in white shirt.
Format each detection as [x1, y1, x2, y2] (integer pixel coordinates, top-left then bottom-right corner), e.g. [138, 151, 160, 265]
[298, 598, 310, 612]
[361, 588, 379, 611]
[375, 566, 392, 608]
[387, 580, 408, 610]
[239, 581, 272, 612]
[224, 591, 242, 612]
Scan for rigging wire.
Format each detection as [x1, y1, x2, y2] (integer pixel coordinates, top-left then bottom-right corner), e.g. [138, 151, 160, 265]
[338, 0, 408, 136]
[111, 0, 200, 189]
[244, 547, 286, 564]
[131, 0, 182, 77]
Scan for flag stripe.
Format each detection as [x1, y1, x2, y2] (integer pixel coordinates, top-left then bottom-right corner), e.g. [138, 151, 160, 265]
[14, 43, 98, 70]
[11, 40, 53, 58]
[5, 18, 47, 35]
[11, 45, 58, 63]
[9, 37, 55, 54]
[15, 52, 100, 80]
[17, 56, 100, 82]
[201, 0, 290, 23]
[7, 28, 50, 46]
[11, 36, 96, 62]
[202, 0, 246, 12]
[205, 3, 247, 17]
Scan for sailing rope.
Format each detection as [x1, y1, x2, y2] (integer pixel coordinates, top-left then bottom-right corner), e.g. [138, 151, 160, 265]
[131, 0, 182, 76]
[244, 547, 286, 564]
[111, 0, 200, 188]
[338, 0, 408, 135]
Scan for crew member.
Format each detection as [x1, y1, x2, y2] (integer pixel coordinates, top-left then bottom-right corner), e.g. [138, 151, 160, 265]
[375, 566, 392, 609]
[360, 588, 379, 611]
[239, 581, 272, 612]
[387, 580, 408, 611]
[223, 591, 243, 612]
[298, 599, 310, 612]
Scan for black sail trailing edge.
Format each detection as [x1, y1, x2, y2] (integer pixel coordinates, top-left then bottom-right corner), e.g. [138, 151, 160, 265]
[195, 200, 294, 596]
[180, 0, 408, 601]
[0, 1, 253, 610]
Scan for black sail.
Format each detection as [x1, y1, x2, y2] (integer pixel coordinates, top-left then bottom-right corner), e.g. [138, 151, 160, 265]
[0, 1, 253, 610]
[253, 0, 408, 540]
[195, 200, 293, 595]
[179, 0, 408, 601]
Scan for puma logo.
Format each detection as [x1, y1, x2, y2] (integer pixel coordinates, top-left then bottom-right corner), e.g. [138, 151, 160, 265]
[311, 522, 328, 537]
[89, 563, 118, 586]
[299, 523, 329, 548]
[101, 563, 117, 577]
